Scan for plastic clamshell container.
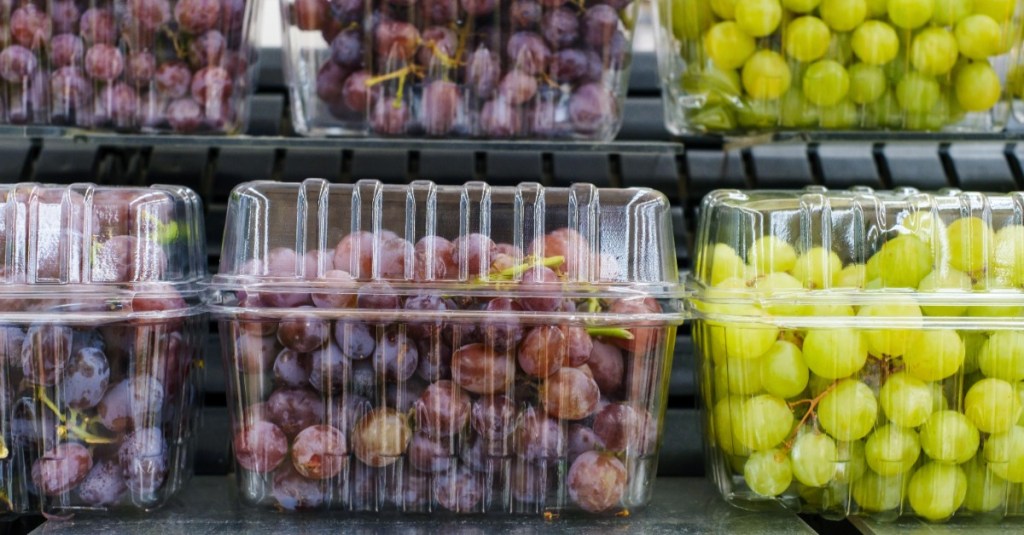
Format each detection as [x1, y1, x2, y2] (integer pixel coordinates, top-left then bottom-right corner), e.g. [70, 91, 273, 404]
[209, 178, 685, 515]
[0, 0, 259, 134]
[279, 0, 637, 139]
[693, 186, 1024, 522]
[652, 0, 1023, 135]
[0, 184, 207, 515]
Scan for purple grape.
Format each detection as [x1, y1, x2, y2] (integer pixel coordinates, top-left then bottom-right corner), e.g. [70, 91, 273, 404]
[568, 423, 604, 462]
[467, 47, 500, 97]
[50, 0, 81, 34]
[190, 66, 233, 104]
[277, 307, 327, 353]
[312, 270, 357, 308]
[129, 0, 172, 34]
[423, 0, 459, 23]
[80, 8, 116, 45]
[471, 394, 516, 447]
[515, 407, 566, 464]
[404, 293, 450, 338]
[415, 379, 470, 438]
[434, 466, 483, 512]
[272, 464, 324, 510]
[373, 329, 418, 381]
[49, 34, 84, 69]
[418, 26, 457, 67]
[550, 48, 589, 83]
[408, 432, 454, 473]
[291, 424, 347, 479]
[330, 29, 364, 68]
[356, 281, 400, 310]
[119, 427, 168, 497]
[232, 330, 280, 374]
[511, 459, 550, 504]
[0, 45, 37, 83]
[97, 83, 140, 127]
[77, 460, 127, 506]
[265, 388, 324, 437]
[334, 321, 375, 360]
[511, 0, 542, 28]
[498, 70, 538, 106]
[98, 375, 166, 432]
[234, 420, 288, 473]
[166, 97, 203, 132]
[567, 451, 627, 512]
[370, 96, 409, 135]
[541, 8, 579, 49]
[374, 21, 420, 60]
[127, 52, 157, 84]
[569, 83, 614, 134]
[273, 348, 311, 388]
[60, 346, 111, 410]
[10, 5, 52, 49]
[175, 0, 223, 34]
[329, 0, 364, 24]
[593, 403, 657, 454]
[415, 338, 452, 381]
[583, 5, 619, 48]
[479, 98, 521, 137]
[21, 323, 73, 386]
[32, 443, 93, 496]
[377, 236, 413, 279]
[562, 326, 594, 367]
[308, 342, 347, 393]
[156, 61, 193, 99]
[460, 0, 497, 16]
[341, 70, 372, 112]
[507, 32, 550, 75]
[188, 30, 227, 68]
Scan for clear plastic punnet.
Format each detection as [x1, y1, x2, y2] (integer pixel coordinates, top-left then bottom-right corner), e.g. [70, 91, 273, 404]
[209, 179, 685, 515]
[279, 0, 638, 139]
[0, 184, 207, 515]
[653, 0, 1024, 135]
[0, 0, 260, 134]
[693, 186, 1024, 522]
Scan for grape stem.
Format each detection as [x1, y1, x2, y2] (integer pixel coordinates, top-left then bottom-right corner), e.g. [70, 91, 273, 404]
[0, 437, 8, 460]
[485, 255, 565, 281]
[35, 388, 117, 445]
[35, 387, 66, 424]
[783, 381, 839, 450]
[586, 326, 634, 340]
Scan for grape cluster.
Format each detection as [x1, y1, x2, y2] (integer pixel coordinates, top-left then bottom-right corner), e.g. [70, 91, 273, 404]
[668, 0, 1020, 131]
[288, 0, 633, 138]
[0, 0, 250, 133]
[698, 213, 1024, 520]
[223, 227, 671, 514]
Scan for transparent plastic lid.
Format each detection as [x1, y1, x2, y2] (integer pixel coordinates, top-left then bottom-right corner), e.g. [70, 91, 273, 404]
[0, 183, 206, 320]
[211, 179, 685, 322]
[693, 186, 1024, 327]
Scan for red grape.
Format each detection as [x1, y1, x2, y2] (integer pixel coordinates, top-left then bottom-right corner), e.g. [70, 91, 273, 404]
[541, 8, 580, 49]
[188, 30, 227, 68]
[11, 4, 52, 49]
[79, 8, 115, 45]
[562, 326, 593, 367]
[175, 0, 223, 34]
[422, 79, 459, 136]
[273, 348, 311, 388]
[0, 45, 37, 83]
[592, 402, 657, 454]
[294, 0, 328, 30]
[452, 342, 513, 395]
[373, 329, 419, 381]
[434, 466, 483, 512]
[511, 0, 543, 28]
[518, 325, 566, 378]
[498, 70, 538, 106]
[266, 388, 324, 437]
[32, 443, 93, 496]
[341, 70, 372, 112]
[234, 420, 288, 473]
[166, 97, 203, 132]
[50, 1, 80, 34]
[418, 26, 458, 67]
[467, 47, 500, 97]
[415, 380, 471, 438]
[272, 464, 325, 510]
[190, 66, 233, 104]
[316, 60, 348, 105]
[515, 407, 566, 463]
[569, 83, 615, 135]
[543, 367, 600, 420]
[567, 451, 626, 512]
[507, 32, 550, 75]
[370, 96, 410, 135]
[588, 340, 624, 395]
[291, 424, 347, 479]
[568, 423, 603, 462]
[375, 21, 420, 60]
[77, 459, 127, 506]
[471, 394, 516, 446]
[277, 307, 327, 353]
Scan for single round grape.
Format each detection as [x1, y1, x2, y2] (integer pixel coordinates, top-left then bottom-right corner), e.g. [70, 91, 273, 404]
[735, 0, 783, 37]
[712, 396, 750, 456]
[467, 48, 500, 97]
[852, 469, 907, 512]
[741, 50, 791, 100]
[568, 423, 604, 462]
[848, 63, 887, 104]
[471, 394, 515, 446]
[498, 70, 538, 106]
[119, 427, 168, 497]
[330, 28, 364, 68]
[819, 379, 878, 441]
[902, 329, 964, 382]
[784, 17, 831, 63]
[569, 83, 616, 135]
[593, 403, 657, 454]
[858, 298, 923, 357]
[166, 98, 204, 133]
[271, 464, 324, 511]
[933, 0, 973, 23]
[175, 0, 222, 34]
[908, 462, 967, 520]
[865, 425, 920, 476]
[879, 372, 934, 428]
[965, 378, 1021, 434]
[955, 61, 1001, 113]
[77, 460, 127, 506]
[453, 343, 511, 395]
[888, 0, 934, 28]
[511, 0, 543, 28]
[803, 60, 850, 107]
[974, 0, 1015, 20]
[518, 325, 566, 378]
[434, 466, 483, 512]
[744, 448, 792, 496]
[60, 346, 111, 410]
[516, 407, 566, 463]
[32, 443, 93, 496]
[851, 21, 900, 65]
[746, 236, 798, 274]
[791, 247, 842, 288]
[791, 433, 838, 487]
[977, 330, 1024, 382]
[954, 15, 1002, 60]
[353, 408, 412, 467]
[506, 32, 550, 76]
[291, 424, 347, 479]
[21, 323, 73, 386]
[277, 308, 327, 353]
[50, 0, 81, 33]
[704, 22, 756, 71]
[802, 329, 867, 379]
[919, 410, 979, 464]
[0, 45, 37, 83]
[233, 420, 288, 473]
[820, 0, 868, 31]
[964, 457, 1008, 512]
[415, 380, 471, 438]
[910, 28, 959, 76]
[542, 8, 579, 50]
[266, 388, 324, 438]
[567, 451, 627, 512]
[734, 394, 793, 451]
[542, 365, 601, 420]
[947, 216, 995, 275]
[984, 426, 1024, 483]
[10, 4, 52, 49]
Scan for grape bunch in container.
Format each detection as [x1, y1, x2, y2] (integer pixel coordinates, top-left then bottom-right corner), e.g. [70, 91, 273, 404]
[0, 184, 207, 515]
[208, 179, 686, 515]
[693, 186, 1024, 522]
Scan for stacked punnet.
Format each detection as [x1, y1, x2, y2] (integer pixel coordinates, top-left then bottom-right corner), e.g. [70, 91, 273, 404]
[280, 0, 638, 138]
[693, 187, 1024, 521]
[0, 184, 207, 514]
[209, 179, 684, 514]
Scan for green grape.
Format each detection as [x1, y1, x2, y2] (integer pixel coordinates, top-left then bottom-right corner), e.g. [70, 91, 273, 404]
[713, 396, 752, 456]
[705, 307, 780, 361]
[755, 272, 808, 316]
[711, 0, 739, 19]
[674, 0, 716, 39]
[888, 0, 935, 28]
[879, 372, 935, 428]
[784, 0, 823, 11]
[867, 0, 890, 16]
[834, 263, 867, 288]
[955, 61, 1001, 113]
[967, 279, 1024, 318]
[955, 14, 1003, 60]
[865, 424, 921, 476]
[827, 32, 855, 65]
[748, 235, 799, 274]
[973, 0, 1015, 21]
[737, 394, 795, 451]
[736, 98, 782, 127]
[819, 100, 859, 128]
[706, 243, 747, 285]
[685, 66, 743, 106]
[791, 433, 838, 487]
[819, 379, 878, 441]
[896, 72, 941, 114]
[993, 225, 1024, 287]
[715, 355, 765, 395]
[760, 340, 810, 399]
[690, 106, 738, 130]
[784, 16, 832, 62]
[820, 0, 869, 31]
[780, 88, 821, 127]
[978, 331, 1024, 382]
[805, 302, 856, 316]
[873, 234, 933, 288]
[902, 210, 949, 260]
[908, 462, 968, 520]
[983, 426, 1024, 483]
[902, 329, 965, 382]
[904, 90, 954, 131]
[735, 0, 783, 37]
[803, 60, 850, 106]
[933, 0, 974, 23]
[919, 410, 980, 464]
[790, 246, 842, 288]
[947, 216, 995, 275]
[835, 440, 868, 483]
[1017, 382, 1024, 425]
[910, 28, 960, 76]
[852, 469, 908, 512]
[803, 329, 868, 379]
[964, 456, 1008, 512]
[744, 448, 793, 496]
[857, 297, 923, 357]
[848, 63, 888, 104]
[851, 20, 900, 65]
[742, 50, 792, 100]
[961, 331, 986, 374]
[1008, 65, 1024, 99]
[965, 378, 1022, 434]
[705, 22, 758, 71]
[917, 268, 972, 316]
[865, 90, 903, 128]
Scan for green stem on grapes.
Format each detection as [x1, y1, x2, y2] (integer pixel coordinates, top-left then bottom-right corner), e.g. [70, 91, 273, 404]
[488, 255, 565, 281]
[587, 297, 601, 313]
[364, 65, 419, 88]
[0, 437, 8, 460]
[35, 388, 116, 445]
[425, 41, 464, 70]
[452, 22, 470, 65]
[59, 423, 117, 445]
[162, 27, 188, 60]
[35, 387, 66, 424]
[783, 381, 839, 450]
[586, 327, 634, 340]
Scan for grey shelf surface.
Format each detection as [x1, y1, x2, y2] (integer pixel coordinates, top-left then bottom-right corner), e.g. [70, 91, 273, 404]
[31, 477, 814, 535]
